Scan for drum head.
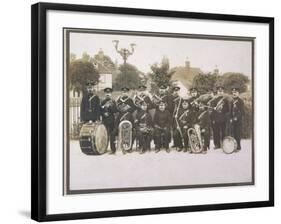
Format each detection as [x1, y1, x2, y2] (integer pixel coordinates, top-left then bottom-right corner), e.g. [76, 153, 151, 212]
[222, 136, 237, 154]
[94, 124, 108, 154]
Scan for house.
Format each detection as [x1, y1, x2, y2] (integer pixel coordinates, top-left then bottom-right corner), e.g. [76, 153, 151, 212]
[171, 58, 202, 89]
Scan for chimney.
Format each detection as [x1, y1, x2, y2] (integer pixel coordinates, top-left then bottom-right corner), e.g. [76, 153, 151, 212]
[185, 57, 190, 71]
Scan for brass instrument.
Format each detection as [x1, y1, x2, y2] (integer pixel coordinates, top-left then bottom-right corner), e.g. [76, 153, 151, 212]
[187, 124, 204, 153]
[118, 120, 133, 154]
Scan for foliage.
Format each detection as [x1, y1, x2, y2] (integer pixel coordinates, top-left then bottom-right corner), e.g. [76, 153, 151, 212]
[192, 72, 218, 94]
[148, 57, 175, 93]
[69, 59, 100, 90]
[222, 72, 250, 93]
[113, 63, 142, 91]
[192, 72, 249, 94]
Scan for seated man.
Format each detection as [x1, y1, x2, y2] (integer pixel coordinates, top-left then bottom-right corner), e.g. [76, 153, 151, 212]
[134, 101, 153, 154]
[153, 101, 172, 153]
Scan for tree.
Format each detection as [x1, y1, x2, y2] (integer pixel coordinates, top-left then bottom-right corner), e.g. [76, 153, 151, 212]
[222, 72, 250, 93]
[113, 63, 142, 91]
[70, 53, 76, 63]
[192, 72, 218, 94]
[69, 60, 100, 90]
[148, 56, 175, 93]
[81, 52, 91, 62]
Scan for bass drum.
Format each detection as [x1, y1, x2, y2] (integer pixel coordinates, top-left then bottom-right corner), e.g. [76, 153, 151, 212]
[79, 121, 109, 155]
[222, 136, 237, 154]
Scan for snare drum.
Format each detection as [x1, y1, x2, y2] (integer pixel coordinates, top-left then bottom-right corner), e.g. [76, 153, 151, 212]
[222, 136, 237, 154]
[79, 121, 108, 155]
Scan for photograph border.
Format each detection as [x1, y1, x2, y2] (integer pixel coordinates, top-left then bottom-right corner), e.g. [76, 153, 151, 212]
[64, 28, 255, 195]
[31, 2, 274, 222]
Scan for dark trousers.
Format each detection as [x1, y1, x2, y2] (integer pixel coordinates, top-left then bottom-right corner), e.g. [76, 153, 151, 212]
[231, 121, 242, 149]
[137, 131, 151, 152]
[212, 121, 226, 148]
[154, 128, 171, 149]
[173, 127, 184, 148]
[105, 125, 116, 153]
[201, 127, 211, 150]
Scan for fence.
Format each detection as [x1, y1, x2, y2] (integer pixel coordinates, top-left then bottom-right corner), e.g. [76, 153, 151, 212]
[69, 90, 82, 139]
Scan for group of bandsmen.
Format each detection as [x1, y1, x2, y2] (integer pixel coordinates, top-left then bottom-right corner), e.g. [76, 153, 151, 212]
[80, 81, 245, 154]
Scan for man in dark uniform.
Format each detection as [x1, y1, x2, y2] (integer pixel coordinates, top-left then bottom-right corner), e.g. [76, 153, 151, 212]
[208, 85, 229, 149]
[134, 101, 153, 154]
[101, 87, 118, 154]
[152, 85, 174, 114]
[80, 81, 101, 123]
[171, 86, 183, 150]
[153, 101, 172, 153]
[188, 87, 199, 109]
[197, 103, 212, 153]
[188, 87, 200, 128]
[230, 87, 245, 151]
[177, 98, 193, 152]
[116, 87, 137, 151]
[133, 85, 153, 110]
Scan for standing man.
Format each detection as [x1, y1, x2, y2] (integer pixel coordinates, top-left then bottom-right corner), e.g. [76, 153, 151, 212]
[209, 85, 229, 149]
[134, 101, 153, 154]
[188, 87, 200, 128]
[171, 86, 183, 150]
[116, 87, 136, 152]
[230, 87, 245, 151]
[80, 81, 101, 123]
[197, 103, 212, 153]
[101, 87, 118, 154]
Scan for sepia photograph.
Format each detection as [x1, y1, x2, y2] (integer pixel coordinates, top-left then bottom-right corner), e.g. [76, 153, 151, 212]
[64, 28, 254, 194]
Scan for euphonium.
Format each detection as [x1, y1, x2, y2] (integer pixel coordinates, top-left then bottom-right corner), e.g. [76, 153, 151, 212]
[187, 124, 204, 153]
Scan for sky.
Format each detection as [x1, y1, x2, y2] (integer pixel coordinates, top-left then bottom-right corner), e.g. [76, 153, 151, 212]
[69, 31, 253, 78]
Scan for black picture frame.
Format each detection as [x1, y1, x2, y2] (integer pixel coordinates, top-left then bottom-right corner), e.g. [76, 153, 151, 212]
[31, 2, 274, 222]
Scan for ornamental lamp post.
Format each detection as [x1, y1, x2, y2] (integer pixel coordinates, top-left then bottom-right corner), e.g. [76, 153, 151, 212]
[112, 40, 136, 65]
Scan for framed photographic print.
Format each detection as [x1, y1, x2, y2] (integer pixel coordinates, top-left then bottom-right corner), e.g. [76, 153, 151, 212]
[31, 2, 274, 222]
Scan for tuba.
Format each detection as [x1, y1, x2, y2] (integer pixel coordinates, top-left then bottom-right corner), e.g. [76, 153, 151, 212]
[187, 124, 204, 153]
[118, 120, 133, 154]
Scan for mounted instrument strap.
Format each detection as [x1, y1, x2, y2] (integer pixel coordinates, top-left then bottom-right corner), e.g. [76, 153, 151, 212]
[215, 96, 225, 110]
[179, 110, 189, 121]
[198, 110, 207, 121]
[120, 112, 129, 122]
[88, 94, 96, 112]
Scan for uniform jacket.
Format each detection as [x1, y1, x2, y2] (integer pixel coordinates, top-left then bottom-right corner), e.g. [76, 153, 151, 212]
[177, 108, 194, 128]
[116, 95, 136, 114]
[101, 97, 118, 128]
[80, 92, 101, 122]
[153, 94, 174, 114]
[153, 109, 172, 130]
[133, 93, 153, 110]
[198, 110, 211, 129]
[230, 97, 244, 123]
[209, 95, 229, 123]
[135, 110, 153, 129]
